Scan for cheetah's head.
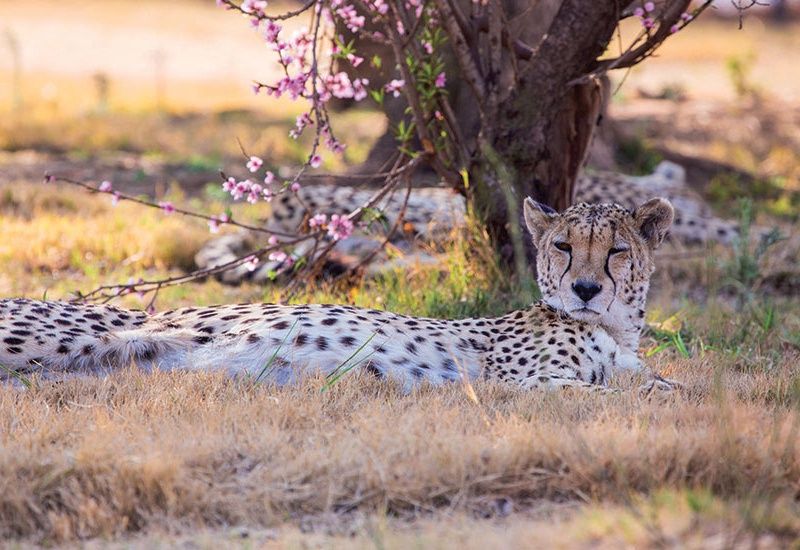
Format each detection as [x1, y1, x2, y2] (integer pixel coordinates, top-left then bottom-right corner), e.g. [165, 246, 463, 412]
[523, 198, 674, 346]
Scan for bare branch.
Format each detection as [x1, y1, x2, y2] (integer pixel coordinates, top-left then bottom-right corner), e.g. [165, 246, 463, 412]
[433, 0, 487, 101]
[47, 175, 297, 238]
[588, 0, 711, 77]
[219, 0, 315, 22]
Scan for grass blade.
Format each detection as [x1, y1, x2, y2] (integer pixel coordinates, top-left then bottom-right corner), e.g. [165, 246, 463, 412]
[253, 318, 299, 383]
[322, 333, 378, 392]
[0, 363, 33, 389]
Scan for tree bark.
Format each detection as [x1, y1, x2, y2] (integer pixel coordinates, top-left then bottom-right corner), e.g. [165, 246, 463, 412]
[464, 1, 626, 267]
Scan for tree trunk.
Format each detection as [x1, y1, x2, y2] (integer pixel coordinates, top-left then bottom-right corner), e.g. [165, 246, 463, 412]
[467, 1, 626, 266]
[470, 77, 604, 266]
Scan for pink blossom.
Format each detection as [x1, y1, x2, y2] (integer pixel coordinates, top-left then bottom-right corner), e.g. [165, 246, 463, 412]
[208, 213, 228, 233]
[309, 213, 328, 228]
[247, 182, 263, 204]
[328, 140, 345, 154]
[223, 176, 237, 192]
[291, 182, 301, 193]
[434, 72, 446, 88]
[353, 78, 369, 101]
[232, 180, 251, 201]
[264, 21, 281, 43]
[246, 156, 263, 172]
[670, 24, 680, 33]
[371, 0, 389, 14]
[268, 250, 288, 263]
[347, 53, 364, 67]
[251, 83, 262, 95]
[336, 4, 365, 32]
[422, 41, 433, 55]
[244, 255, 260, 271]
[268, 235, 279, 245]
[385, 79, 405, 97]
[310, 154, 322, 168]
[634, 6, 644, 17]
[323, 72, 368, 100]
[159, 201, 176, 214]
[644, 2, 655, 12]
[274, 74, 308, 100]
[99, 180, 113, 192]
[241, 0, 268, 16]
[291, 112, 313, 138]
[327, 214, 354, 241]
[264, 171, 275, 185]
[681, 11, 693, 21]
[111, 192, 121, 206]
[643, 17, 654, 29]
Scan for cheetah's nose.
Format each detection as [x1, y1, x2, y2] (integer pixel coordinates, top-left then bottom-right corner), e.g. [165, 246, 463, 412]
[572, 280, 602, 303]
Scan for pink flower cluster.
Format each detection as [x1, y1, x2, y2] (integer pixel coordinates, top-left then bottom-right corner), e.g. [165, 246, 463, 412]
[222, 158, 277, 204]
[304, 212, 353, 241]
[244, 255, 260, 271]
[208, 213, 230, 233]
[327, 214, 354, 241]
[241, 0, 267, 14]
[334, 3, 365, 32]
[634, 2, 656, 29]
[322, 72, 369, 101]
[385, 79, 405, 97]
[96, 180, 121, 206]
[309, 213, 328, 228]
[268, 250, 294, 267]
[633, 2, 691, 32]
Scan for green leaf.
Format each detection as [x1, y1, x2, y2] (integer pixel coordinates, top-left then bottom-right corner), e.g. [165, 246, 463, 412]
[369, 89, 385, 106]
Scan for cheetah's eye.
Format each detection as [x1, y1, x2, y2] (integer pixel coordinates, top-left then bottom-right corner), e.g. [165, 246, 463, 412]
[554, 242, 572, 253]
[608, 246, 629, 255]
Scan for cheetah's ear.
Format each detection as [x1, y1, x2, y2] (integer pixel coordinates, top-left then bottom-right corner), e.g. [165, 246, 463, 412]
[523, 197, 558, 247]
[634, 198, 674, 249]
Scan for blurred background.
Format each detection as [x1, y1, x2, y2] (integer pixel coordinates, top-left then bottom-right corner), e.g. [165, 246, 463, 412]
[1, 0, 799, 186]
[0, 0, 799, 301]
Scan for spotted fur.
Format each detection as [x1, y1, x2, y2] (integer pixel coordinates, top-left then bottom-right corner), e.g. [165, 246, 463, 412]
[195, 161, 741, 282]
[1, 200, 675, 392]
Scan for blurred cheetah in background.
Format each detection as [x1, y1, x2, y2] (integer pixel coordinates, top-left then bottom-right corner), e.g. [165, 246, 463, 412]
[196, 161, 741, 283]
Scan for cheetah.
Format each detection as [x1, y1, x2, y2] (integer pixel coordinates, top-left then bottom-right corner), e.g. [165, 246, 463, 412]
[1, 198, 675, 392]
[195, 161, 741, 283]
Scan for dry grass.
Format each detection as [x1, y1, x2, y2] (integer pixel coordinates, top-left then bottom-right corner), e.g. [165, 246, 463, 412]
[1, 357, 798, 544]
